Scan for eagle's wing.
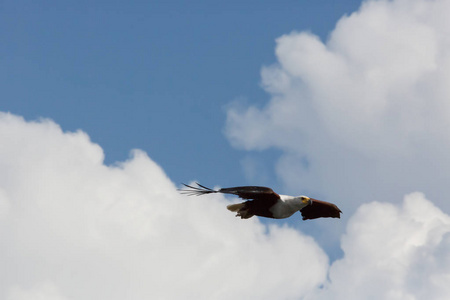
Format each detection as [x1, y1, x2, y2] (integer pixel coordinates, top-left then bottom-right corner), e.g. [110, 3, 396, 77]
[300, 199, 342, 220]
[219, 185, 280, 201]
[180, 183, 280, 202]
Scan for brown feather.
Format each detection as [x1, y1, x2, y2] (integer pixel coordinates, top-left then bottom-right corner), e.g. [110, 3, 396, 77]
[219, 186, 280, 202]
[300, 198, 342, 220]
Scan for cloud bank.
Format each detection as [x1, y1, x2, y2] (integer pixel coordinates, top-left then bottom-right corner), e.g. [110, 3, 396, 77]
[1, 112, 450, 299]
[0, 113, 327, 300]
[307, 192, 450, 300]
[226, 0, 450, 212]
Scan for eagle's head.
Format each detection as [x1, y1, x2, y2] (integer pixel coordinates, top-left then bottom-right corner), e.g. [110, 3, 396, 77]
[301, 196, 313, 205]
[297, 196, 313, 209]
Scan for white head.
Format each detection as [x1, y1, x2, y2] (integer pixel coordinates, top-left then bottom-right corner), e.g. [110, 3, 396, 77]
[301, 195, 312, 204]
[295, 195, 313, 209]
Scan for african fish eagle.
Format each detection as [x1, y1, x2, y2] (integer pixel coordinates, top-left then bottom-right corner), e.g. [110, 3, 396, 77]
[180, 183, 342, 220]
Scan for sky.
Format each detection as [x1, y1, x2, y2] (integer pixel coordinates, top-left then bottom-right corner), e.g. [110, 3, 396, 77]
[2, 0, 450, 299]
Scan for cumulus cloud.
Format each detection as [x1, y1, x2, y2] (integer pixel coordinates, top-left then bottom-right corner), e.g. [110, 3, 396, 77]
[1, 113, 450, 299]
[4, 2, 450, 298]
[7, 282, 69, 300]
[225, 0, 450, 212]
[0, 112, 328, 300]
[307, 192, 450, 300]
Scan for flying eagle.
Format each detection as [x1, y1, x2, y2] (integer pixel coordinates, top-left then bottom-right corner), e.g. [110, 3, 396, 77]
[180, 183, 342, 220]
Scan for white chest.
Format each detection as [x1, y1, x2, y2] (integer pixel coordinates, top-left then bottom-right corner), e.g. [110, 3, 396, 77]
[269, 195, 307, 219]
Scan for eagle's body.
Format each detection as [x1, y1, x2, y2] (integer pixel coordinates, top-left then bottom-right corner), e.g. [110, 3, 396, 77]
[270, 195, 310, 219]
[227, 194, 310, 219]
[180, 183, 342, 220]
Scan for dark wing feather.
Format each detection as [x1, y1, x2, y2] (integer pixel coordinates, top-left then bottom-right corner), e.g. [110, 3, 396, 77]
[300, 199, 342, 220]
[218, 186, 280, 201]
[178, 183, 216, 196]
[179, 183, 280, 202]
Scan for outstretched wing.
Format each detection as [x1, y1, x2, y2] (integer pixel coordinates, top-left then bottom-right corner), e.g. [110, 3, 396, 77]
[219, 185, 280, 202]
[300, 199, 342, 220]
[179, 183, 280, 202]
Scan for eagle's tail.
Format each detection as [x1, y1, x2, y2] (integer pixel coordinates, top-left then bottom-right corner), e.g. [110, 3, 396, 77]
[178, 183, 217, 196]
[180, 183, 254, 219]
[226, 203, 244, 212]
[227, 203, 253, 219]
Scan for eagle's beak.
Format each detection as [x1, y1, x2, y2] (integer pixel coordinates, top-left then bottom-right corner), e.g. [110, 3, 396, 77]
[302, 197, 313, 205]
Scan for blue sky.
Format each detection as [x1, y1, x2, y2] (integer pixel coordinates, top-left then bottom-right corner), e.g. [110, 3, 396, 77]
[1, 0, 361, 186]
[3, 0, 450, 299]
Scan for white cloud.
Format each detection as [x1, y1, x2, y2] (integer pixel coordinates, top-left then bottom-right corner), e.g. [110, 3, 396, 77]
[0, 112, 328, 300]
[225, 1, 450, 296]
[1, 112, 450, 299]
[307, 192, 450, 300]
[225, 0, 450, 211]
[7, 282, 69, 300]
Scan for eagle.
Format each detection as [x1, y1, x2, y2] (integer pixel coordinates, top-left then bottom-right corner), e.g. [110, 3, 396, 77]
[180, 183, 342, 220]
